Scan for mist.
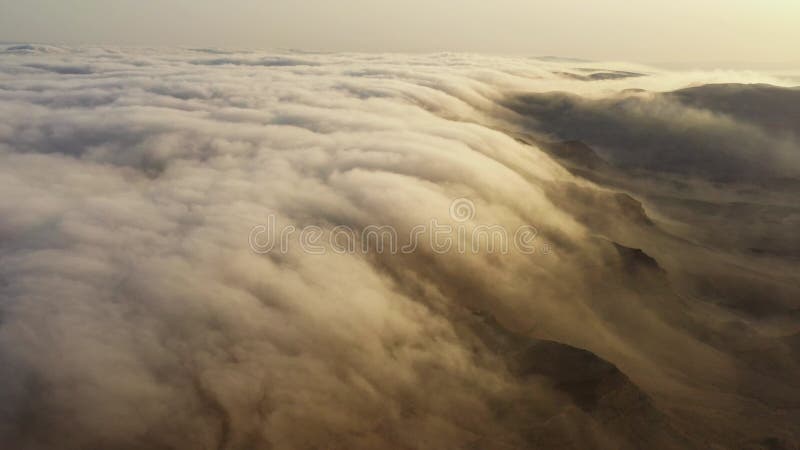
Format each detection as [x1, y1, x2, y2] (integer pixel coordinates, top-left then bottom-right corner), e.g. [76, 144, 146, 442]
[1, 45, 799, 449]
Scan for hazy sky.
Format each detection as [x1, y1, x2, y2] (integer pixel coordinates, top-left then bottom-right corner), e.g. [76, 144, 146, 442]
[1, 0, 798, 65]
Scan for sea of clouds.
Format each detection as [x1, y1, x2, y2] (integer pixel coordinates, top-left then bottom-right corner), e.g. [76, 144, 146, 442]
[1, 45, 799, 449]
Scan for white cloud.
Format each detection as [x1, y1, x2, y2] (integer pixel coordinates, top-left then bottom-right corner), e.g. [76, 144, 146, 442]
[0, 46, 798, 449]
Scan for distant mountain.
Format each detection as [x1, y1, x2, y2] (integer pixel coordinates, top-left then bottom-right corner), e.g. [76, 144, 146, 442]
[504, 84, 800, 182]
[669, 83, 800, 136]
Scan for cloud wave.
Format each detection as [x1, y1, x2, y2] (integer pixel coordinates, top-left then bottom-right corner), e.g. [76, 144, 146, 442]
[1, 46, 799, 449]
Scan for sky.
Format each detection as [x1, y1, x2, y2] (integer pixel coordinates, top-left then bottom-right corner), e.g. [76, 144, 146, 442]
[1, 0, 799, 66]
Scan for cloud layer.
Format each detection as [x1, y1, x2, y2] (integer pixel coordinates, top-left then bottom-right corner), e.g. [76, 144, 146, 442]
[1, 46, 799, 449]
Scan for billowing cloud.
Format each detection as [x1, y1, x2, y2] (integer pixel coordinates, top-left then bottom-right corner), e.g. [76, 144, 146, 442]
[0, 46, 799, 449]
